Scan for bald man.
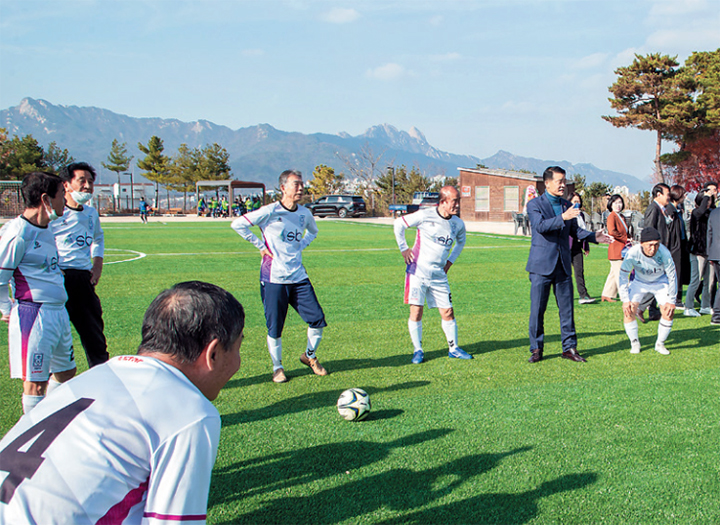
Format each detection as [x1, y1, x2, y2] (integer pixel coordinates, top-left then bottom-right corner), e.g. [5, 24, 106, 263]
[394, 186, 472, 364]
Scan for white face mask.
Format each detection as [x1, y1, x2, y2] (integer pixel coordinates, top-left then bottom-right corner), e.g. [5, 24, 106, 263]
[71, 191, 93, 205]
[44, 202, 59, 222]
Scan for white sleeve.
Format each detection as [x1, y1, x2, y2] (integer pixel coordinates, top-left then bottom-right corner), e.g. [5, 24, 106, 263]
[618, 256, 633, 303]
[0, 234, 25, 314]
[448, 222, 466, 264]
[393, 211, 423, 252]
[90, 210, 104, 259]
[663, 251, 677, 299]
[231, 208, 272, 251]
[299, 212, 318, 251]
[142, 417, 220, 524]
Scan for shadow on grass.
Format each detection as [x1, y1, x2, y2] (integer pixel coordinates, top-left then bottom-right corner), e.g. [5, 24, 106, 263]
[212, 443, 563, 524]
[210, 429, 454, 508]
[221, 381, 430, 426]
[378, 472, 598, 525]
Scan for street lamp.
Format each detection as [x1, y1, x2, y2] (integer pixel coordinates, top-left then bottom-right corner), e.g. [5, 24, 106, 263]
[387, 166, 396, 205]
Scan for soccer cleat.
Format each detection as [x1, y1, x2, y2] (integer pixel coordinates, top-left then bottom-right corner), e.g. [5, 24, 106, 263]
[699, 307, 712, 315]
[449, 347, 473, 359]
[411, 350, 424, 364]
[630, 340, 641, 354]
[299, 353, 328, 376]
[654, 342, 670, 355]
[684, 308, 701, 317]
[272, 368, 288, 383]
[579, 296, 596, 304]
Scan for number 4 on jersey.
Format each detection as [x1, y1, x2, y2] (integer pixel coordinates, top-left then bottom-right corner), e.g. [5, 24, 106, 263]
[0, 398, 94, 504]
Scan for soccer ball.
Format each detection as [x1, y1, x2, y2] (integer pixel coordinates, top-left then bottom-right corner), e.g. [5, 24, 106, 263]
[337, 388, 371, 421]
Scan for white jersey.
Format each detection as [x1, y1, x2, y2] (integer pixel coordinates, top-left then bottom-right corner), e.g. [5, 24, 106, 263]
[394, 208, 466, 281]
[0, 355, 220, 524]
[619, 244, 677, 302]
[232, 202, 318, 284]
[51, 204, 104, 270]
[0, 216, 67, 315]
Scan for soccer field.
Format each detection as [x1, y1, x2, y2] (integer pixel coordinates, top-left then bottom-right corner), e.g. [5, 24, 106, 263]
[1, 219, 719, 524]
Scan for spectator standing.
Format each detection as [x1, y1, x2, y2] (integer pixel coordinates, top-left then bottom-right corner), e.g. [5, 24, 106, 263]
[667, 185, 690, 308]
[685, 182, 718, 316]
[641, 183, 672, 320]
[601, 195, 629, 302]
[707, 205, 720, 324]
[569, 193, 596, 304]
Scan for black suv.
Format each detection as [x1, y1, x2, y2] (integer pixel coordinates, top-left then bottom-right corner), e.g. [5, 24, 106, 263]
[306, 195, 367, 218]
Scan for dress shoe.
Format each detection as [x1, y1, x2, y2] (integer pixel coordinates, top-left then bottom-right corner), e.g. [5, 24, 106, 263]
[528, 349, 543, 363]
[648, 312, 662, 321]
[601, 296, 616, 302]
[561, 348, 587, 362]
[635, 310, 647, 324]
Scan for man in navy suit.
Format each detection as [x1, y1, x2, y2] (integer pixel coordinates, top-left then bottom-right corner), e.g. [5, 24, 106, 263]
[526, 167, 613, 363]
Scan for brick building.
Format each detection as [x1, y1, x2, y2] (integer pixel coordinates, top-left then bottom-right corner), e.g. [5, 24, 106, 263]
[458, 167, 543, 222]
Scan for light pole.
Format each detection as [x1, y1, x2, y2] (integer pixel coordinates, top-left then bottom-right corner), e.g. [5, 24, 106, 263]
[387, 166, 396, 205]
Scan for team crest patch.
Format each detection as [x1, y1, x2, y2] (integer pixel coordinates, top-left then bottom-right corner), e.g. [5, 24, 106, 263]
[32, 353, 44, 370]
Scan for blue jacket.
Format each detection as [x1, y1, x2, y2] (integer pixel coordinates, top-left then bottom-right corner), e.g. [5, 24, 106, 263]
[525, 192, 597, 276]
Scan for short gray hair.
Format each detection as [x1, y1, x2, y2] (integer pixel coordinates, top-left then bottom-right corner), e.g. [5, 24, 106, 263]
[279, 170, 302, 188]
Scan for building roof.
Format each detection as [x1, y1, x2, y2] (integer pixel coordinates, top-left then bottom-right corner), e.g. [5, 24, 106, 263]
[458, 167, 541, 182]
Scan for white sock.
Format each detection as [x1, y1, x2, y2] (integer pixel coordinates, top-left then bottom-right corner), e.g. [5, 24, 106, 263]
[46, 377, 62, 396]
[306, 327, 323, 359]
[657, 319, 673, 345]
[624, 320, 639, 345]
[441, 319, 459, 351]
[408, 319, 422, 352]
[267, 336, 283, 371]
[22, 394, 44, 414]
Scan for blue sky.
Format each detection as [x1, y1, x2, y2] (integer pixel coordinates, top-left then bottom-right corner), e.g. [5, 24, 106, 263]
[1, 0, 718, 180]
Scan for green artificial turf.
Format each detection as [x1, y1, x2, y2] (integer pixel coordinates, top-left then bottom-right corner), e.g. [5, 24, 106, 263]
[1, 219, 718, 524]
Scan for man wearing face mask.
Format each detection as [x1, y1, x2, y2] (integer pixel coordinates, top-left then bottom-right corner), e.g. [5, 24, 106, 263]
[0, 172, 76, 414]
[52, 162, 108, 368]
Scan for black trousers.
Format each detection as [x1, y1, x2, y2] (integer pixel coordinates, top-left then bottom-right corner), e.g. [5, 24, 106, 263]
[64, 269, 108, 367]
[571, 250, 588, 298]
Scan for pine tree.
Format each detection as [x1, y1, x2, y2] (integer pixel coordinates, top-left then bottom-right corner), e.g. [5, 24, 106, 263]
[308, 165, 345, 198]
[137, 136, 170, 211]
[102, 139, 133, 210]
[603, 53, 695, 182]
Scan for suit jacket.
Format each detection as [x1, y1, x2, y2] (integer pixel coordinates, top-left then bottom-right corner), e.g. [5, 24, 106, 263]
[526, 193, 597, 276]
[707, 207, 720, 262]
[643, 200, 670, 246]
[606, 211, 628, 260]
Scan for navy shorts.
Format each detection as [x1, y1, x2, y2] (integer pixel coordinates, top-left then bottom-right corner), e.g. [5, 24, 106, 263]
[261, 279, 327, 338]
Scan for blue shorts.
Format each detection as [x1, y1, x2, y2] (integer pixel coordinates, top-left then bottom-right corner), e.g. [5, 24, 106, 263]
[261, 279, 327, 338]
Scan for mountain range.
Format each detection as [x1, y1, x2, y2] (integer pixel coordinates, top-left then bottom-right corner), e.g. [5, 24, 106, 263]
[1, 98, 648, 192]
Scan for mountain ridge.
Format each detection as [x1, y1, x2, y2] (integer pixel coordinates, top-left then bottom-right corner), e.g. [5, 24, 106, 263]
[1, 98, 648, 192]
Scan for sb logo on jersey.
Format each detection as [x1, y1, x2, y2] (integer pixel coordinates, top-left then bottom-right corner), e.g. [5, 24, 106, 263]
[74, 234, 93, 247]
[283, 230, 303, 242]
[436, 236, 454, 247]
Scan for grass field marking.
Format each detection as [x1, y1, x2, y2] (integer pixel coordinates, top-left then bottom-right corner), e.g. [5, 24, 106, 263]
[113, 245, 528, 259]
[103, 248, 147, 265]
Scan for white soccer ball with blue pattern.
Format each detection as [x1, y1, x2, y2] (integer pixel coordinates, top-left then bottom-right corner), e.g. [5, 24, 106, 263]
[337, 388, 371, 421]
